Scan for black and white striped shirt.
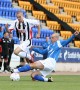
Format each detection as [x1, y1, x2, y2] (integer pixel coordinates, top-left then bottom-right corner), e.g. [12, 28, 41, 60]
[9, 18, 40, 41]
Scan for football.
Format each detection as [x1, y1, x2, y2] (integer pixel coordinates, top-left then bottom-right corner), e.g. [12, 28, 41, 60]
[10, 73, 20, 81]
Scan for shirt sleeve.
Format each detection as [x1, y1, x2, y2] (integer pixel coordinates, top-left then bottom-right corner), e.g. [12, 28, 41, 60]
[60, 34, 75, 47]
[32, 48, 47, 55]
[31, 20, 40, 25]
[27, 19, 40, 25]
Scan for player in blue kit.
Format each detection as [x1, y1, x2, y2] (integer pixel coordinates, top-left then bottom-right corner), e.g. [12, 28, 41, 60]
[11, 31, 79, 82]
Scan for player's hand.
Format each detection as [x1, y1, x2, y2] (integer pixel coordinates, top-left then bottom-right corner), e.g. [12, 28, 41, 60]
[36, 33, 40, 38]
[74, 31, 79, 36]
[21, 30, 25, 33]
[18, 30, 25, 33]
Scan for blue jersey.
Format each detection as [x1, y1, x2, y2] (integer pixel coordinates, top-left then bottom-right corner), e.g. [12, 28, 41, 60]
[42, 40, 51, 59]
[32, 34, 75, 61]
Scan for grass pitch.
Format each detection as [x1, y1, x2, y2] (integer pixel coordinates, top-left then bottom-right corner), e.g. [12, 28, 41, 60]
[0, 75, 80, 90]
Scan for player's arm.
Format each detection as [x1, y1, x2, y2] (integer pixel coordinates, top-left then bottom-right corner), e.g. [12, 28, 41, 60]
[36, 24, 40, 38]
[61, 31, 79, 46]
[5, 24, 9, 32]
[29, 19, 41, 38]
[32, 48, 47, 55]
[8, 20, 16, 32]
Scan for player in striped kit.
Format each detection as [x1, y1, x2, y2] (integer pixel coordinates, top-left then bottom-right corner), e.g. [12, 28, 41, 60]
[8, 11, 40, 61]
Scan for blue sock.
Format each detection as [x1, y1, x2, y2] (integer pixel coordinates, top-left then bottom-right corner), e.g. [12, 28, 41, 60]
[18, 64, 32, 72]
[34, 75, 44, 82]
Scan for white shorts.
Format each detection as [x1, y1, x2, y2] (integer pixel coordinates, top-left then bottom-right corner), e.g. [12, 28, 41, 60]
[18, 39, 32, 53]
[39, 58, 56, 77]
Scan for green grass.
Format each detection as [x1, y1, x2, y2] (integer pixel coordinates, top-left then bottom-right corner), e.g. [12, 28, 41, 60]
[0, 75, 80, 90]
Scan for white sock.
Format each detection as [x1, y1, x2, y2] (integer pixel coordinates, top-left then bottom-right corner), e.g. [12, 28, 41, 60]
[42, 76, 48, 82]
[14, 69, 20, 73]
[18, 51, 31, 60]
[26, 54, 31, 60]
[18, 52, 26, 58]
[31, 51, 35, 55]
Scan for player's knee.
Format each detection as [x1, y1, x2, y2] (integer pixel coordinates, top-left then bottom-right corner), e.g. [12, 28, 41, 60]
[14, 47, 22, 55]
[31, 73, 35, 79]
[31, 73, 36, 81]
[31, 73, 33, 78]
[14, 50, 18, 55]
[30, 63, 38, 69]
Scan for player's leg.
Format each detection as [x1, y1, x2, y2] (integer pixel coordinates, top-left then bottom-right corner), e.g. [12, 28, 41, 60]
[12, 58, 55, 73]
[0, 46, 2, 71]
[16, 58, 25, 68]
[3, 55, 8, 72]
[0, 54, 2, 71]
[11, 60, 44, 73]
[14, 46, 28, 58]
[31, 70, 53, 82]
[11, 58, 55, 82]
[30, 58, 56, 82]
[14, 40, 32, 59]
[14, 46, 22, 56]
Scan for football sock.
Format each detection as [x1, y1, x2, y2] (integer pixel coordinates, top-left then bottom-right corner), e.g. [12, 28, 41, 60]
[42, 76, 48, 82]
[31, 51, 35, 55]
[26, 54, 31, 60]
[33, 75, 44, 82]
[18, 52, 27, 58]
[18, 52, 31, 59]
[14, 64, 32, 73]
[4, 62, 7, 71]
[14, 69, 20, 73]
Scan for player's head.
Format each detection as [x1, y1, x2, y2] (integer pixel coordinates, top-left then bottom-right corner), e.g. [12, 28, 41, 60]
[46, 37, 49, 42]
[16, 11, 24, 22]
[51, 33, 59, 43]
[4, 32, 9, 38]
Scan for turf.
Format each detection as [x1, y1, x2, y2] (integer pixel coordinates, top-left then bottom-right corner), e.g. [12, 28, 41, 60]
[0, 75, 80, 90]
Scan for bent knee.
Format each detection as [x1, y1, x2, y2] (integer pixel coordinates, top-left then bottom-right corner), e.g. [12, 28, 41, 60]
[14, 47, 22, 55]
[14, 50, 18, 55]
[14, 51, 17, 55]
[31, 70, 41, 79]
[31, 73, 36, 81]
[31, 73, 35, 78]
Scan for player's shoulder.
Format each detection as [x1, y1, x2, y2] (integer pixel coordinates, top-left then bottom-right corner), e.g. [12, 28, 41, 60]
[23, 18, 28, 22]
[57, 40, 64, 45]
[56, 40, 61, 43]
[25, 18, 40, 24]
[12, 19, 18, 23]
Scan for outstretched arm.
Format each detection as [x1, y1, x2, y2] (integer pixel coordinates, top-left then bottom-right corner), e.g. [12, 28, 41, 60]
[27, 19, 40, 38]
[61, 31, 79, 46]
[36, 24, 40, 38]
[32, 47, 47, 55]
